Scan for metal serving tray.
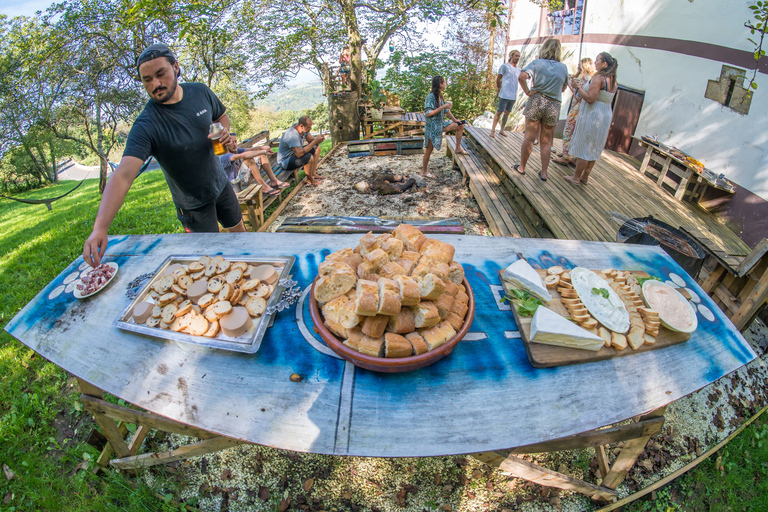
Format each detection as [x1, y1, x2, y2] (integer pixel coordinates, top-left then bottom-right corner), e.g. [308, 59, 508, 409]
[114, 254, 295, 353]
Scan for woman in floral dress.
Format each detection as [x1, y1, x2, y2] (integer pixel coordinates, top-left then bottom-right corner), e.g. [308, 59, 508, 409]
[553, 57, 595, 165]
[422, 76, 467, 178]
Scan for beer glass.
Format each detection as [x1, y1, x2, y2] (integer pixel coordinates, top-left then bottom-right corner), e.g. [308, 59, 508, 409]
[210, 122, 226, 156]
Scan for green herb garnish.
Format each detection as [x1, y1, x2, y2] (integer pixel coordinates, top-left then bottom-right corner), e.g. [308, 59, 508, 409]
[592, 287, 610, 299]
[500, 289, 544, 316]
[637, 276, 662, 286]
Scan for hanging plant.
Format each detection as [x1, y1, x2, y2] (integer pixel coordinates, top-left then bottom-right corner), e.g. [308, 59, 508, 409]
[745, 0, 768, 94]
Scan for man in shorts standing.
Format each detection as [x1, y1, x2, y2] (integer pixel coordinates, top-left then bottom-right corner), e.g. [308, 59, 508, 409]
[83, 43, 240, 268]
[490, 50, 521, 138]
[277, 115, 326, 186]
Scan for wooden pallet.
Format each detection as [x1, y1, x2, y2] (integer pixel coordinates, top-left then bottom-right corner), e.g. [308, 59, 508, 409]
[348, 137, 424, 158]
[276, 216, 465, 234]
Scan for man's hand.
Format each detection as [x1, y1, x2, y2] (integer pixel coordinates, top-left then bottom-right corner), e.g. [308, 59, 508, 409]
[83, 228, 109, 268]
[209, 129, 231, 148]
[263, 146, 275, 155]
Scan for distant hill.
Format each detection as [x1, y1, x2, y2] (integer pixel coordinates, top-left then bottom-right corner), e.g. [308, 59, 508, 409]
[254, 81, 325, 112]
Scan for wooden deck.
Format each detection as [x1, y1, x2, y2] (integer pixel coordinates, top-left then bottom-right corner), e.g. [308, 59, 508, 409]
[453, 126, 749, 258]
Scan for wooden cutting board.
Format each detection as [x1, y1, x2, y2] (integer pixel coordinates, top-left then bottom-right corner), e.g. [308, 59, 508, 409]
[500, 270, 691, 368]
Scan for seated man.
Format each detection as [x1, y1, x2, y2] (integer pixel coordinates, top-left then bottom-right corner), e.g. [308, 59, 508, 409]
[277, 115, 326, 186]
[221, 133, 289, 196]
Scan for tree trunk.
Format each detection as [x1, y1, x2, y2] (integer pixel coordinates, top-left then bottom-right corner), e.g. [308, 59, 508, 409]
[96, 99, 107, 193]
[329, 90, 360, 144]
[487, 14, 497, 86]
[340, 0, 364, 96]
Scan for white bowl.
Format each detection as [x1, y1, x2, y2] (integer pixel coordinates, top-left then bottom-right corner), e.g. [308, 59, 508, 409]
[642, 280, 698, 333]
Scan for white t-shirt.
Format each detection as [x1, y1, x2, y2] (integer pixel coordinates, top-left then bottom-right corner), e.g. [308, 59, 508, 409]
[498, 63, 521, 100]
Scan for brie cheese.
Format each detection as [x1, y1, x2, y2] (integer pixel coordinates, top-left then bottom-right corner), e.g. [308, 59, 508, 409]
[571, 267, 630, 334]
[530, 306, 604, 351]
[502, 259, 553, 304]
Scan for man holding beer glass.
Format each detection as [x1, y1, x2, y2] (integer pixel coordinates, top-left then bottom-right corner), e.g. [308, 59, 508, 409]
[83, 43, 244, 267]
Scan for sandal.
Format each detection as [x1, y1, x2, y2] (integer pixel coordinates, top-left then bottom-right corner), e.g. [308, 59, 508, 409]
[422, 172, 437, 179]
[538, 171, 547, 182]
[552, 157, 571, 165]
[272, 181, 290, 189]
[513, 164, 525, 176]
[265, 188, 281, 197]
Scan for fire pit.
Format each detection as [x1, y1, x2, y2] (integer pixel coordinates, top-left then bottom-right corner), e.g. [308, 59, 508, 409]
[616, 215, 707, 278]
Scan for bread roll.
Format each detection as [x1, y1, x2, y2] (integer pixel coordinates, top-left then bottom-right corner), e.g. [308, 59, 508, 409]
[322, 295, 349, 325]
[324, 318, 349, 339]
[417, 273, 446, 301]
[396, 257, 418, 275]
[405, 332, 429, 355]
[358, 232, 379, 255]
[435, 293, 455, 319]
[419, 239, 455, 264]
[354, 279, 379, 317]
[315, 267, 357, 304]
[318, 260, 354, 276]
[386, 309, 416, 334]
[452, 300, 469, 320]
[326, 247, 355, 261]
[362, 314, 389, 338]
[392, 224, 424, 252]
[454, 291, 469, 306]
[377, 288, 401, 316]
[419, 321, 457, 351]
[343, 254, 364, 273]
[338, 299, 362, 329]
[430, 262, 450, 282]
[358, 335, 385, 357]
[380, 262, 406, 279]
[448, 261, 465, 284]
[364, 248, 389, 271]
[445, 312, 464, 331]
[393, 275, 420, 307]
[413, 301, 440, 328]
[443, 280, 459, 297]
[384, 333, 413, 358]
[377, 277, 398, 292]
[357, 261, 376, 280]
[343, 327, 365, 351]
[380, 237, 404, 261]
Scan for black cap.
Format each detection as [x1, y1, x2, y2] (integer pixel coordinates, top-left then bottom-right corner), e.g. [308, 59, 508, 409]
[136, 43, 177, 72]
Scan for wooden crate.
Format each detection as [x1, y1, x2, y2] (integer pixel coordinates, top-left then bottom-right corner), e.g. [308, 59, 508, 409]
[347, 137, 424, 158]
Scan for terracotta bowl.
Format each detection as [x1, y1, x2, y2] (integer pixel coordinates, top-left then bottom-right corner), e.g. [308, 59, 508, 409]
[309, 278, 475, 373]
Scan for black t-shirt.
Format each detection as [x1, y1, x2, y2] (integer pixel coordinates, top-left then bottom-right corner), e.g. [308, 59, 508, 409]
[123, 83, 229, 209]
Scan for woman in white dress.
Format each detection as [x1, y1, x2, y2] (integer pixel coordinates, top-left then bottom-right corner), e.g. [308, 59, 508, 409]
[563, 52, 618, 185]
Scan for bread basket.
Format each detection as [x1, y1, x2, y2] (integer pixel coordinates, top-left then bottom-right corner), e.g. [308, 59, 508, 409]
[309, 277, 475, 372]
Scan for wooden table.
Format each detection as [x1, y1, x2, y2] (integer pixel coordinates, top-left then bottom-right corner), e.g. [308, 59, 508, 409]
[633, 138, 735, 203]
[5, 234, 755, 500]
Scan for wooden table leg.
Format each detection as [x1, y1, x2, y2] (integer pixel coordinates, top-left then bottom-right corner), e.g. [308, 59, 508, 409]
[700, 264, 727, 294]
[77, 378, 132, 461]
[657, 156, 671, 186]
[602, 406, 666, 489]
[639, 147, 652, 174]
[675, 168, 693, 201]
[731, 266, 768, 330]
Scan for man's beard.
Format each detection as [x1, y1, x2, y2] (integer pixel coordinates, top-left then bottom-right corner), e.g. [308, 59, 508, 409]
[152, 79, 178, 103]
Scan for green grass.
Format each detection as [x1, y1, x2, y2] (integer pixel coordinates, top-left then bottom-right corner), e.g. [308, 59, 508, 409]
[627, 411, 768, 512]
[0, 171, 184, 510]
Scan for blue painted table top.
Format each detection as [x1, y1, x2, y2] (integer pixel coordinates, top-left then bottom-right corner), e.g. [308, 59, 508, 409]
[5, 234, 755, 457]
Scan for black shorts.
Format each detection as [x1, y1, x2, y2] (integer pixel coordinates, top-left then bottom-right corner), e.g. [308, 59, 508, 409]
[283, 146, 317, 171]
[176, 186, 242, 233]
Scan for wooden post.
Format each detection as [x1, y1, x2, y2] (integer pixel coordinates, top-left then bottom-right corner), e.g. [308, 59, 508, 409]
[731, 266, 768, 330]
[638, 146, 652, 174]
[700, 264, 726, 294]
[657, 155, 671, 186]
[77, 378, 132, 460]
[602, 406, 666, 489]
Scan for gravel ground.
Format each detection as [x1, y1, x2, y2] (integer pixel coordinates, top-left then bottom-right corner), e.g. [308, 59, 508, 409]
[140, 139, 768, 512]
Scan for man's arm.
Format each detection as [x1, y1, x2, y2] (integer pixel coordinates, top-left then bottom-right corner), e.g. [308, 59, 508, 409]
[82, 156, 144, 267]
[292, 133, 325, 158]
[496, 73, 503, 91]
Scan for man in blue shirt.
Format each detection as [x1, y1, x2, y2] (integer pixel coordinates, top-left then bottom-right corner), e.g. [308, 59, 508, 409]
[277, 115, 326, 186]
[221, 134, 288, 196]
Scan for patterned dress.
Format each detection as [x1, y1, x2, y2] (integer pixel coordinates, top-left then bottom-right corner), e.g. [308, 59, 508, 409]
[568, 80, 615, 162]
[560, 75, 590, 160]
[424, 92, 451, 150]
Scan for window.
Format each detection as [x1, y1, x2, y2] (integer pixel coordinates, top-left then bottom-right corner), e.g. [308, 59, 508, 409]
[705, 65, 752, 115]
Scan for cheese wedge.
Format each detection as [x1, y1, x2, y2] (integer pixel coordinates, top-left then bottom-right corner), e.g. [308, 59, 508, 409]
[530, 306, 604, 351]
[502, 259, 552, 304]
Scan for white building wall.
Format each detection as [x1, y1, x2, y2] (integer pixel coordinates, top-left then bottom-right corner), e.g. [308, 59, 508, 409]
[507, 0, 768, 201]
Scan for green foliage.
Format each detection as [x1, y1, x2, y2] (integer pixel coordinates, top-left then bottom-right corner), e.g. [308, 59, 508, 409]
[744, 1, 768, 93]
[499, 289, 544, 316]
[370, 80, 386, 109]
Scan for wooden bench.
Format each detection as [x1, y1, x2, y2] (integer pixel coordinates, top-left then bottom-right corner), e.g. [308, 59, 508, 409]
[347, 137, 424, 158]
[446, 136, 546, 238]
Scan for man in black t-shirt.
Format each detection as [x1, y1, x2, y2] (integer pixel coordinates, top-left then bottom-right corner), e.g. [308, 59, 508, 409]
[83, 43, 243, 267]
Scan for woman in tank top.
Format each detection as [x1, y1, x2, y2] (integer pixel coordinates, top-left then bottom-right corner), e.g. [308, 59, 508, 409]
[563, 52, 618, 185]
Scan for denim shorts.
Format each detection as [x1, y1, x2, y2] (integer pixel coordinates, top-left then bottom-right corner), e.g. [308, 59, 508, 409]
[497, 98, 516, 112]
[176, 185, 242, 232]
